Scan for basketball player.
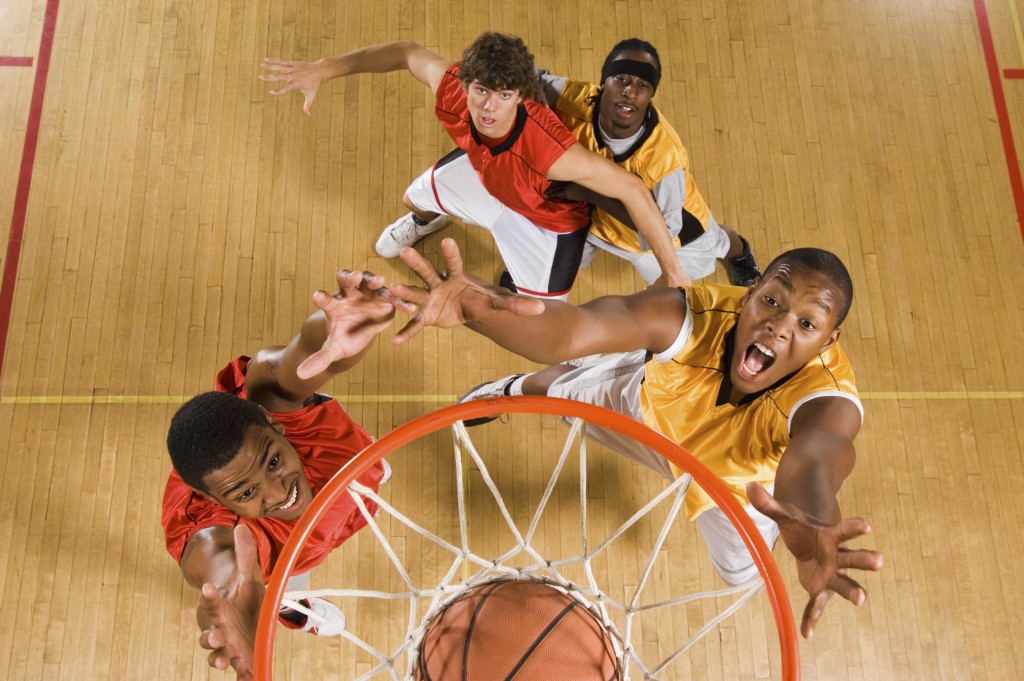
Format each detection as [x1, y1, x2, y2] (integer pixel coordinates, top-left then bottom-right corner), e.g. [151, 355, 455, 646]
[260, 32, 692, 299]
[538, 38, 762, 287]
[161, 270, 407, 678]
[387, 239, 883, 639]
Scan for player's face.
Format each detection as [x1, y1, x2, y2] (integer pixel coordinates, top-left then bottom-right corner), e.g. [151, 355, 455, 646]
[201, 420, 313, 521]
[599, 49, 657, 139]
[731, 264, 843, 395]
[464, 80, 522, 138]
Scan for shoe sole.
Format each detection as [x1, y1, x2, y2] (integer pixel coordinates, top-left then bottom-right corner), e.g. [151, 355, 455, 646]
[456, 383, 506, 427]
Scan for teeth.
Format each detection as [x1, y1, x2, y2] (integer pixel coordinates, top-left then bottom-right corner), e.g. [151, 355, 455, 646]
[754, 342, 775, 357]
[279, 483, 298, 510]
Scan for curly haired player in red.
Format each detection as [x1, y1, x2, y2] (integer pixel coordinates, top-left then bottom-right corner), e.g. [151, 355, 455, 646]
[261, 32, 692, 299]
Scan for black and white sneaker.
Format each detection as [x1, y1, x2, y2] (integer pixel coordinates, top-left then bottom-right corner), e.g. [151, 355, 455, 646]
[457, 374, 523, 426]
[375, 212, 449, 258]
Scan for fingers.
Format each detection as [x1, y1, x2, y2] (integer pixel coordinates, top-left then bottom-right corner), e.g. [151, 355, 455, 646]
[499, 294, 546, 317]
[261, 57, 298, 70]
[331, 270, 416, 313]
[399, 245, 447, 289]
[438, 238, 465, 279]
[232, 525, 259, 577]
[391, 315, 427, 346]
[837, 546, 884, 572]
[744, 481, 784, 518]
[832, 515, 873, 543]
[800, 590, 833, 639]
[296, 350, 332, 381]
[388, 282, 429, 307]
[200, 624, 228, 652]
[208, 648, 231, 671]
[830, 572, 867, 606]
[303, 90, 317, 116]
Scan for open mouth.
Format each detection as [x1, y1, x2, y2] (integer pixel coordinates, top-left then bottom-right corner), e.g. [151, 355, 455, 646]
[739, 342, 776, 380]
[277, 481, 299, 511]
[615, 103, 635, 117]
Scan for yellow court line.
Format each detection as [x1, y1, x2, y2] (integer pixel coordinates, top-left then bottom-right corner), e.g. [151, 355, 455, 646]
[1010, 0, 1024, 70]
[0, 395, 461, 405]
[860, 391, 1024, 399]
[2, 391, 1023, 405]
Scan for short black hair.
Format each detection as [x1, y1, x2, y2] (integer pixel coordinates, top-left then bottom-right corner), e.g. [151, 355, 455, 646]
[602, 38, 662, 79]
[762, 248, 854, 327]
[167, 391, 269, 493]
[459, 32, 539, 100]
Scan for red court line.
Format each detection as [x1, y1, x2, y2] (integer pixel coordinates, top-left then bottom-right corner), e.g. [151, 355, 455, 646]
[972, 0, 1024, 241]
[1005, 68, 1024, 79]
[0, 57, 34, 67]
[0, 0, 61, 380]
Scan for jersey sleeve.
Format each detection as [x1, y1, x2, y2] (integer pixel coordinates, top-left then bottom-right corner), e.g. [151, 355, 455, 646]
[538, 71, 567, 107]
[161, 471, 240, 563]
[650, 168, 687, 241]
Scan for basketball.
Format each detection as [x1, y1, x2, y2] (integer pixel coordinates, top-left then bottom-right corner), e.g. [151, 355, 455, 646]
[417, 580, 619, 680]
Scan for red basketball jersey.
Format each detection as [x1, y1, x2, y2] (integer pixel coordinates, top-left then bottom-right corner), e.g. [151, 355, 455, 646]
[161, 357, 382, 580]
[434, 64, 590, 234]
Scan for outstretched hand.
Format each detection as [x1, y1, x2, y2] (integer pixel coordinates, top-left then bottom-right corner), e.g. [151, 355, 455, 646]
[197, 525, 264, 680]
[746, 482, 883, 639]
[260, 58, 337, 115]
[296, 270, 415, 380]
[388, 238, 545, 344]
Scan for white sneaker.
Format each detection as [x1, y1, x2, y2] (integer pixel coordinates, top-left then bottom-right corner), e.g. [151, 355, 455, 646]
[375, 212, 449, 258]
[298, 597, 346, 636]
[457, 375, 523, 426]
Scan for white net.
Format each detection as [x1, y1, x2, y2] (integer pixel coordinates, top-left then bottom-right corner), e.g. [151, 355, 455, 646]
[280, 414, 767, 681]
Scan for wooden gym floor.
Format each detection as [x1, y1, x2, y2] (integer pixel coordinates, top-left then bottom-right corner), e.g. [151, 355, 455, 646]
[1, 0, 1023, 678]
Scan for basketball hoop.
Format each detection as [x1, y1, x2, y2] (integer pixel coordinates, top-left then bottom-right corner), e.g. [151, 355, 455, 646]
[254, 396, 800, 680]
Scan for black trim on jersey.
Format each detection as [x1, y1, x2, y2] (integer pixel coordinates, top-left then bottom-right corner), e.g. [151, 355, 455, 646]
[434, 146, 468, 169]
[547, 226, 591, 293]
[716, 328, 802, 407]
[590, 92, 659, 163]
[678, 208, 705, 247]
[468, 102, 529, 155]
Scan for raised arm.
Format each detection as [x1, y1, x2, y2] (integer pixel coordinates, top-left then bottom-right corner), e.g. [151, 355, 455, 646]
[389, 238, 686, 363]
[260, 41, 453, 115]
[180, 525, 264, 680]
[244, 270, 414, 413]
[545, 144, 691, 288]
[746, 396, 883, 639]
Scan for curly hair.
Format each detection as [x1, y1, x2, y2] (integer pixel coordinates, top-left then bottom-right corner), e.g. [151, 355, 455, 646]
[762, 248, 854, 327]
[166, 391, 269, 493]
[459, 32, 539, 100]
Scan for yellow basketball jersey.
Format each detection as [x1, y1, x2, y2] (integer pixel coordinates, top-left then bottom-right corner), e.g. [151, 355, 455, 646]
[639, 285, 861, 519]
[553, 78, 711, 253]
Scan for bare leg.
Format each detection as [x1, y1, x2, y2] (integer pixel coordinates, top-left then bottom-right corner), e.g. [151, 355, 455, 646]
[720, 223, 745, 260]
[521, 364, 575, 395]
[402, 192, 439, 223]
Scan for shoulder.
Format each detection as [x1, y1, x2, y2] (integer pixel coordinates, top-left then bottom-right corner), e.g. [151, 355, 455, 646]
[523, 99, 576, 139]
[554, 77, 599, 116]
[771, 343, 862, 429]
[629, 108, 688, 178]
[435, 64, 468, 111]
[684, 284, 746, 318]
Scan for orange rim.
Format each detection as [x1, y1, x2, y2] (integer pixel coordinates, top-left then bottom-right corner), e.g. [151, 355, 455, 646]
[254, 395, 799, 680]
